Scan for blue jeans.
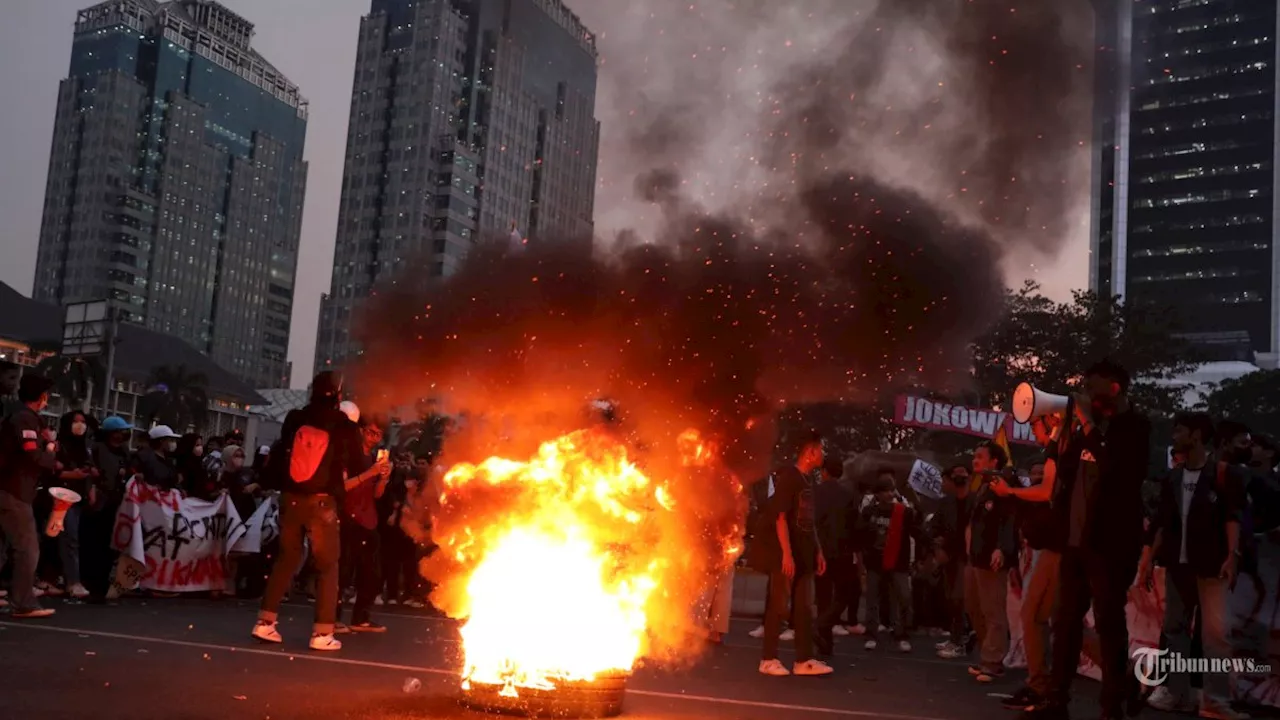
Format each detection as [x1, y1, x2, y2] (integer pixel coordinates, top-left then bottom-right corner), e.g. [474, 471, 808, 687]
[58, 505, 82, 587]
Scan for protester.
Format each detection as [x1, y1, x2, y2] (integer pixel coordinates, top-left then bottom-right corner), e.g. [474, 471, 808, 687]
[138, 426, 181, 491]
[0, 360, 21, 419]
[83, 416, 133, 603]
[0, 373, 58, 618]
[814, 455, 859, 654]
[1021, 359, 1150, 720]
[752, 431, 833, 677]
[932, 463, 972, 659]
[49, 410, 96, 599]
[336, 418, 392, 633]
[1137, 412, 1247, 719]
[964, 440, 1017, 683]
[252, 371, 370, 651]
[855, 468, 922, 653]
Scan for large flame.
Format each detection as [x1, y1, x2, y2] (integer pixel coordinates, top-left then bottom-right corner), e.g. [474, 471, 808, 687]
[427, 427, 741, 697]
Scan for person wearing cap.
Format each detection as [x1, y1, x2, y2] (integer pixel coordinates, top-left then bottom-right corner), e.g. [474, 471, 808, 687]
[137, 425, 181, 491]
[84, 416, 134, 602]
[0, 373, 59, 618]
[252, 371, 378, 651]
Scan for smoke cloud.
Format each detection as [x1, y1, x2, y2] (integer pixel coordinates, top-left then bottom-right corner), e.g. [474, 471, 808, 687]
[349, 0, 1093, 663]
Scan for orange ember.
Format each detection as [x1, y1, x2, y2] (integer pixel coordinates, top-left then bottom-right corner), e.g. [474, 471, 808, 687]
[432, 428, 740, 699]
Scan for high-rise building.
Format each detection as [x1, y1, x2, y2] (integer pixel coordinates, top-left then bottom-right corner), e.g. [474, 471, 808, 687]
[1089, 0, 1280, 366]
[34, 0, 308, 388]
[314, 0, 600, 374]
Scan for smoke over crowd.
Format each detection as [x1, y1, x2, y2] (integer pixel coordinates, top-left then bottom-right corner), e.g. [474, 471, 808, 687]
[349, 0, 1094, 660]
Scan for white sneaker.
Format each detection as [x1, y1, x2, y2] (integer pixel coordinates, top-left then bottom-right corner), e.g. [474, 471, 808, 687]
[105, 585, 122, 601]
[748, 624, 766, 639]
[832, 625, 850, 637]
[759, 658, 790, 676]
[878, 624, 889, 633]
[1199, 696, 1248, 720]
[334, 623, 351, 635]
[937, 643, 966, 659]
[793, 659, 834, 676]
[68, 584, 90, 600]
[864, 639, 878, 650]
[779, 629, 796, 641]
[309, 633, 342, 651]
[0, 588, 8, 598]
[1146, 687, 1194, 714]
[251, 621, 283, 644]
[898, 640, 913, 653]
[32, 586, 45, 598]
[846, 623, 866, 635]
[374, 595, 385, 606]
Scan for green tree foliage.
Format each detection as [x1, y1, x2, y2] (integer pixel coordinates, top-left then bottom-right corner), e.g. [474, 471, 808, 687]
[972, 281, 1200, 417]
[1198, 369, 1280, 440]
[137, 364, 210, 432]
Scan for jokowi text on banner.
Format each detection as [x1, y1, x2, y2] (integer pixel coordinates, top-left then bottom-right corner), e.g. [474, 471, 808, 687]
[112, 478, 260, 592]
[894, 395, 1040, 445]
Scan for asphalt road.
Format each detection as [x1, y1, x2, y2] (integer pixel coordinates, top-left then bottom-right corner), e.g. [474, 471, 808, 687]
[0, 597, 1125, 720]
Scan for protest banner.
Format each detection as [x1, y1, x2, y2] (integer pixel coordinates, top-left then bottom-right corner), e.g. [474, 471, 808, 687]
[112, 478, 279, 592]
[893, 395, 1040, 446]
[1002, 540, 1280, 709]
[906, 459, 944, 500]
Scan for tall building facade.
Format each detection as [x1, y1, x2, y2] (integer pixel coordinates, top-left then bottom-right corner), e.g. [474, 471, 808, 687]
[314, 0, 600, 374]
[35, 0, 308, 388]
[1090, 0, 1280, 366]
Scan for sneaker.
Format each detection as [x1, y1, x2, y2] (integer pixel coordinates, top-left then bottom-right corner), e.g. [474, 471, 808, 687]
[864, 639, 878, 650]
[975, 666, 1005, 683]
[794, 659, 834, 676]
[832, 624, 850, 637]
[11, 607, 55, 619]
[40, 585, 66, 597]
[32, 586, 45, 598]
[385, 598, 398, 606]
[374, 595, 385, 606]
[897, 640, 912, 653]
[1145, 687, 1194, 713]
[0, 588, 8, 598]
[846, 623, 866, 635]
[748, 624, 766, 639]
[935, 639, 953, 650]
[68, 583, 90, 600]
[334, 623, 351, 635]
[1199, 696, 1249, 720]
[309, 633, 342, 651]
[0, 598, 7, 609]
[759, 659, 790, 676]
[878, 624, 889, 633]
[779, 628, 795, 641]
[105, 585, 122, 601]
[350, 621, 387, 633]
[1002, 687, 1042, 709]
[937, 643, 966, 659]
[251, 621, 283, 644]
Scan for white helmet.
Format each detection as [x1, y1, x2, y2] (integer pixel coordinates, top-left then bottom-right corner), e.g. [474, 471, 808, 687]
[339, 400, 360, 423]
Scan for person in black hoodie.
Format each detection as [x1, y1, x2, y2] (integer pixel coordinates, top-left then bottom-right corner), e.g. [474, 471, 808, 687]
[1136, 413, 1247, 719]
[83, 416, 134, 603]
[814, 456, 859, 655]
[964, 440, 1018, 683]
[858, 469, 924, 653]
[252, 372, 369, 652]
[933, 463, 972, 659]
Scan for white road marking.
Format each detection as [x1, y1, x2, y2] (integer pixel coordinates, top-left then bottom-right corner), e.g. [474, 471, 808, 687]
[0, 621, 956, 719]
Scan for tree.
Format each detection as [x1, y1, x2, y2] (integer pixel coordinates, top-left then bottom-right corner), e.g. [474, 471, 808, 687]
[32, 354, 104, 406]
[137, 364, 210, 432]
[972, 281, 1201, 418]
[1199, 369, 1280, 439]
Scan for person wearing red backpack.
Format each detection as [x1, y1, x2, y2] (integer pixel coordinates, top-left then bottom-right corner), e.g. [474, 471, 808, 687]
[251, 372, 371, 651]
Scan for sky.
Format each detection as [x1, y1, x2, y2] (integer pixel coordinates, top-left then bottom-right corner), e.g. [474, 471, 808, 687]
[0, 0, 1091, 389]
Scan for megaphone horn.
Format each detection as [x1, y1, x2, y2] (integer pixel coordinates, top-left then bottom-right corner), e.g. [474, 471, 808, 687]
[45, 487, 83, 537]
[1011, 382, 1070, 425]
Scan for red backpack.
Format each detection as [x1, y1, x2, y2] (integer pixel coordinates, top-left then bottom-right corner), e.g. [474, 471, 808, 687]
[289, 425, 330, 484]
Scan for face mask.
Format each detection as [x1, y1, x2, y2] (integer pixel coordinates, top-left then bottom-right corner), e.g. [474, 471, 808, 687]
[194, 445, 204, 457]
[71, 422, 87, 437]
[166, 440, 178, 453]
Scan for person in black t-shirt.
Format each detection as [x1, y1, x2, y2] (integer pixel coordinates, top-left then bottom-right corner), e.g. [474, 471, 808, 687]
[813, 456, 859, 655]
[752, 432, 833, 677]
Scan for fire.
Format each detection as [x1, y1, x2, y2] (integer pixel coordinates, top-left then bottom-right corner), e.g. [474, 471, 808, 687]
[429, 427, 740, 699]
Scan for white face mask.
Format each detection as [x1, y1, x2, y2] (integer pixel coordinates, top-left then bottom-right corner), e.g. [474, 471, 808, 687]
[166, 440, 178, 453]
[71, 422, 87, 437]
[194, 445, 204, 457]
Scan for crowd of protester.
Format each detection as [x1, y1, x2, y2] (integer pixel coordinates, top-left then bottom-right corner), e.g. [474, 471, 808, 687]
[737, 359, 1280, 720]
[0, 363, 443, 649]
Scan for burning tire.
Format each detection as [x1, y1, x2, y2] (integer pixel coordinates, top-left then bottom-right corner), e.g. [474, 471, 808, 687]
[460, 674, 627, 718]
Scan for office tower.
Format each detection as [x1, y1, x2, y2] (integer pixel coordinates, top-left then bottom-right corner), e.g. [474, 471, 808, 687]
[1090, 0, 1280, 366]
[34, 0, 308, 387]
[315, 0, 600, 374]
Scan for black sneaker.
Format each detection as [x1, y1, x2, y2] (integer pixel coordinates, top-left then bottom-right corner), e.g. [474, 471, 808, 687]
[350, 621, 387, 633]
[1001, 687, 1041, 709]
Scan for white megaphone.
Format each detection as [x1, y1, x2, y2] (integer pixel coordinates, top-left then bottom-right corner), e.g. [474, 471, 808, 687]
[1011, 382, 1070, 424]
[45, 487, 83, 537]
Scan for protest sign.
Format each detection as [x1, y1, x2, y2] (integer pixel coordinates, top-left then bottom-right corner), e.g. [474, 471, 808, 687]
[894, 395, 1040, 445]
[906, 459, 944, 500]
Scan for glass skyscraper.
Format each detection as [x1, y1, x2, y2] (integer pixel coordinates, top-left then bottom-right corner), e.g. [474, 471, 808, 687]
[314, 0, 600, 374]
[34, 0, 309, 387]
[1090, 0, 1280, 367]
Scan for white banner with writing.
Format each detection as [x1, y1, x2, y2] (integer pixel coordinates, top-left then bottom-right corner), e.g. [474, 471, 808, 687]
[112, 479, 279, 593]
[906, 459, 945, 500]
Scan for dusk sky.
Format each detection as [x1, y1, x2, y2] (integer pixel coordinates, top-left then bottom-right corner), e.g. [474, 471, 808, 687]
[0, 0, 1092, 388]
